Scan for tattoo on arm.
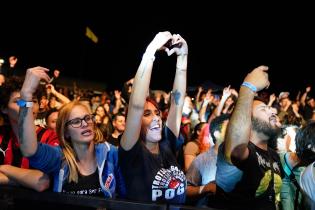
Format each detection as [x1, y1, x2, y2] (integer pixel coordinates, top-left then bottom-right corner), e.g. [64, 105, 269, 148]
[172, 89, 181, 105]
[18, 107, 28, 143]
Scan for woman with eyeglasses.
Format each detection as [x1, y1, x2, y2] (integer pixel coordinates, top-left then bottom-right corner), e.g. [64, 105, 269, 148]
[119, 31, 187, 204]
[18, 67, 126, 198]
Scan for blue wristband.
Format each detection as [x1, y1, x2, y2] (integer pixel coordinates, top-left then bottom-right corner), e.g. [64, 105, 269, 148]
[242, 82, 257, 92]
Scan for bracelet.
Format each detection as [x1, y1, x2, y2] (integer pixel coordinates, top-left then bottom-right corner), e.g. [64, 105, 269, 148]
[241, 82, 257, 92]
[142, 53, 155, 62]
[199, 185, 205, 194]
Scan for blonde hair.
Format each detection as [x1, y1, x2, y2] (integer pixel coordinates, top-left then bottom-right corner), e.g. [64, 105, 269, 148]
[56, 100, 103, 183]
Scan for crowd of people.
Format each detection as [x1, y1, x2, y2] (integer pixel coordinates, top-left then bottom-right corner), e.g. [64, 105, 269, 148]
[1, 31, 315, 210]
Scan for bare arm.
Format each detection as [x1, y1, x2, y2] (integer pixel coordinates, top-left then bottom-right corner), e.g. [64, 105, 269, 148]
[208, 86, 231, 123]
[112, 90, 123, 114]
[19, 67, 50, 157]
[121, 32, 173, 151]
[0, 171, 9, 184]
[199, 90, 212, 122]
[186, 182, 216, 197]
[268, 93, 276, 107]
[166, 34, 188, 137]
[300, 86, 311, 107]
[47, 84, 71, 105]
[224, 66, 270, 163]
[0, 165, 50, 192]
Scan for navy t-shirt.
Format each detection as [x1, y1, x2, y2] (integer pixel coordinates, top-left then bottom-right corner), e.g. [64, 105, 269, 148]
[119, 126, 186, 204]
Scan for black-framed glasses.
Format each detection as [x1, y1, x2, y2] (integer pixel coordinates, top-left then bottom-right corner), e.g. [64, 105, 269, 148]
[66, 114, 95, 128]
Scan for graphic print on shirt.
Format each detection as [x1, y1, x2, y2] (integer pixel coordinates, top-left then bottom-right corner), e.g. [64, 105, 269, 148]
[152, 165, 186, 201]
[255, 152, 282, 202]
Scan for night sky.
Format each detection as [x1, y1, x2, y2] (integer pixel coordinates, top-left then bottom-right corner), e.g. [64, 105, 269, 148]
[1, 5, 314, 97]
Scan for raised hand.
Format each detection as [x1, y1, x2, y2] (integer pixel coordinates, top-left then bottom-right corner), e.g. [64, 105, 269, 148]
[222, 85, 232, 99]
[46, 84, 56, 94]
[243, 65, 269, 92]
[165, 34, 188, 56]
[21, 67, 50, 101]
[145, 31, 173, 55]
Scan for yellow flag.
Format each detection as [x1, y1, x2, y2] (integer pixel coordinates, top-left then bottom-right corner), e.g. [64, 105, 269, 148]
[85, 27, 98, 44]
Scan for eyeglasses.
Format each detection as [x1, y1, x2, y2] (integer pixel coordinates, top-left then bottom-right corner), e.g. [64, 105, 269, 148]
[66, 114, 95, 128]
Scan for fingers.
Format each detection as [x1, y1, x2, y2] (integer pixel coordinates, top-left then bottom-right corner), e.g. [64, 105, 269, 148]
[256, 65, 269, 72]
[165, 48, 176, 56]
[27, 66, 51, 83]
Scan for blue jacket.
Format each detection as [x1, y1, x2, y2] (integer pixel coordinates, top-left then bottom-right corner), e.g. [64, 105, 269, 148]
[29, 142, 126, 198]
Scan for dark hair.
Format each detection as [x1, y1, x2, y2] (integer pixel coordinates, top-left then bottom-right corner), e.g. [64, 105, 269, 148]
[254, 96, 268, 104]
[191, 122, 207, 140]
[282, 105, 304, 127]
[295, 121, 315, 165]
[146, 97, 159, 110]
[45, 108, 58, 122]
[112, 112, 125, 121]
[210, 114, 230, 144]
[0, 76, 23, 110]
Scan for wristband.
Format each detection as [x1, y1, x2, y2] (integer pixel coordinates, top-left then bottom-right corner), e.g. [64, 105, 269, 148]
[142, 53, 155, 62]
[17, 99, 33, 107]
[241, 82, 257, 92]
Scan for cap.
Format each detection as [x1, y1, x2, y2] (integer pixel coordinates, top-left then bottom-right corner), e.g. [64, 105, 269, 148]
[279, 92, 290, 100]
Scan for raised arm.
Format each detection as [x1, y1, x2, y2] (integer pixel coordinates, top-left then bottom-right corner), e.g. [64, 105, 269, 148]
[166, 34, 188, 137]
[121, 32, 173, 151]
[300, 86, 311, 107]
[208, 86, 232, 124]
[46, 84, 70, 105]
[19, 67, 50, 157]
[224, 66, 269, 163]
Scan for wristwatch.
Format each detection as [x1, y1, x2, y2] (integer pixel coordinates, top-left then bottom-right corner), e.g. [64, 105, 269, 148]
[17, 99, 34, 107]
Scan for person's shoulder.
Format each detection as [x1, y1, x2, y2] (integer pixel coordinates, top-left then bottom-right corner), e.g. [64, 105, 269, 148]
[185, 141, 199, 150]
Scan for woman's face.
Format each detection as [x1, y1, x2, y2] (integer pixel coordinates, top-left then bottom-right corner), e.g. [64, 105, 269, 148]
[141, 101, 162, 143]
[47, 111, 58, 131]
[96, 106, 105, 118]
[65, 105, 95, 144]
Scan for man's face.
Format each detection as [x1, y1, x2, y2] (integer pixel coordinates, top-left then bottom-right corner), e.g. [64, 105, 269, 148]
[113, 115, 126, 133]
[252, 100, 281, 140]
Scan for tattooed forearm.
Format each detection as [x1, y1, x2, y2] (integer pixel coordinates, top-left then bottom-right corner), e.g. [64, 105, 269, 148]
[172, 89, 181, 105]
[18, 107, 28, 143]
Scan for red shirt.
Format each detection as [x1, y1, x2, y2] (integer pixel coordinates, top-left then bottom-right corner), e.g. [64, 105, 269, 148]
[0, 125, 59, 168]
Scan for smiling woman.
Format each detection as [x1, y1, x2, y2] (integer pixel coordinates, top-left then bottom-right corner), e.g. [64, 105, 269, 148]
[118, 31, 188, 204]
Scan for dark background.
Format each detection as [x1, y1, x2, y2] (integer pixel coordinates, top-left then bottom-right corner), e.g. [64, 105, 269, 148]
[1, 5, 314, 97]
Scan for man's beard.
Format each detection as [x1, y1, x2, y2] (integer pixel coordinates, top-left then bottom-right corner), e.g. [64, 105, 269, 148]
[252, 117, 281, 141]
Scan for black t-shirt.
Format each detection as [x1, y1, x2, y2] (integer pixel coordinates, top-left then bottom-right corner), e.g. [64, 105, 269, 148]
[107, 134, 120, 147]
[62, 168, 103, 197]
[217, 142, 284, 210]
[119, 126, 186, 204]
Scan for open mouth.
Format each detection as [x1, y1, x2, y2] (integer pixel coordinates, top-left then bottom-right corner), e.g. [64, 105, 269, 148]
[269, 116, 281, 127]
[81, 129, 93, 136]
